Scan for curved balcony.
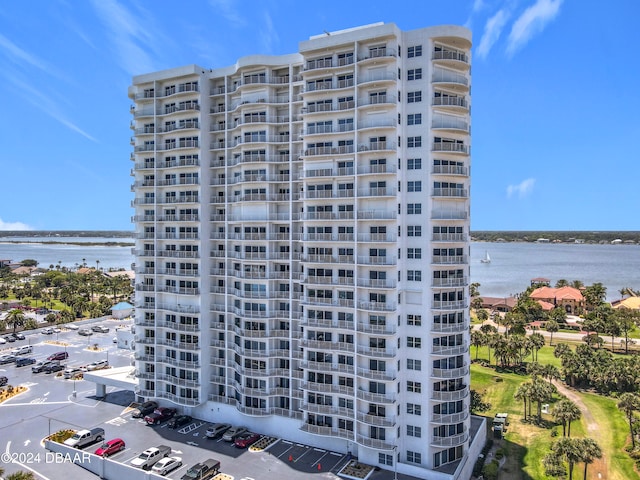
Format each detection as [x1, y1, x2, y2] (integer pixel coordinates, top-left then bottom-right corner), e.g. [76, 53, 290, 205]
[432, 49, 470, 71]
[356, 412, 396, 428]
[300, 424, 353, 440]
[432, 115, 469, 134]
[356, 389, 395, 404]
[431, 411, 469, 425]
[431, 386, 469, 402]
[432, 165, 468, 177]
[432, 69, 469, 92]
[432, 343, 469, 356]
[356, 255, 397, 266]
[304, 78, 355, 94]
[303, 145, 355, 157]
[357, 94, 397, 108]
[356, 278, 397, 289]
[357, 70, 396, 85]
[432, 95, 469, 113]
[430, 431, 469, 448]
[432, 300, 468, 311]
[431, 365, 469, 379]
[355, 435, 394, 451]
[357, 141, 397, 153]
[356, 367, 396, 382]
[156, 391, 201, 407]
[357, 301, 396, 312]
[160, 103, 200, 116]
[357, 322, 396, 335]
[356, 345, 396, 358]
[358, 47, 397, 63]
[432, 141, 469, 155]
[431, 210, 468, 220]
[431, 255, 468, 265]
[432, 276, 468, 288]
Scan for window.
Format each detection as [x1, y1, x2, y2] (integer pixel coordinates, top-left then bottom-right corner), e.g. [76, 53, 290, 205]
[407, 136, 422, 148]
[407, 248, 422, 259]
[407, 381, 421, 393]
[407, 113, 422, 125]
[407, 203, 422, 214]
[407, 158, 422, 170]
[407, 337, 422, 348]
[407, 91, 422, 103]
[407, 451, 422, 464]
[407, 68, 422, 81]
[407, 181, 422, 192]
[407, 359, 422, 370]
[407, 403, 422, 415]
[407, 226, 421, 237]
[407, 270, 421, 281]
[407, 425, 422, 438]
[407, 45, 422, 58]
[379, 453, 393, 466]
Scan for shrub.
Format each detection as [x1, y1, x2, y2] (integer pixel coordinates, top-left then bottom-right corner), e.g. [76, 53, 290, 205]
[482, 459, 500, 480]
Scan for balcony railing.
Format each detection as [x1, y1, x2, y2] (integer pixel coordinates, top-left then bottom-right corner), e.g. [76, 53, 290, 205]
[433, 50, 469, 63]
[432, 142, 469, 154]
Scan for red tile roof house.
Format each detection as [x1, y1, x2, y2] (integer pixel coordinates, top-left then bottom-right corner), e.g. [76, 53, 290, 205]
[480, 296, 517, 312]
[529, 286, 585, 315]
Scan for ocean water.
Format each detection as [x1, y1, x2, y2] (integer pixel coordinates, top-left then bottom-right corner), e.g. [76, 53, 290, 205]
[0, 237, 637, 301]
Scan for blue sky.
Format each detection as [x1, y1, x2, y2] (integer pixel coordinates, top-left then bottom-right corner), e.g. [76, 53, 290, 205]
[1, 0, 638, 231]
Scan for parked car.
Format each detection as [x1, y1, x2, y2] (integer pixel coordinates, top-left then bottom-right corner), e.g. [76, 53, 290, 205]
[64, 428, 105, 448]
[43, 363, 65, 374]
[11, 332, 26, 340]
[152, 456, 183, 476]
[205, 423, 231, 439]
[94, 438, 125, 457]
[84, 360, 108, 371]
[66, 323, 79, 330]
[48, 352, 69, 361]
[0, 337, 7, 344]
[180, 458, 220, 480]
[3, 335, 16, 343]
[12, 345, 32, 356]
[41, 328, 54, 335]
[234, 432, 261, 449]
[0, 354, 16, 365]
[91, 325, 110, 333]
[78, 329, 93, 336]
[222, 426, 248, 442]
[130, 445, 171, 470]
[63, 367, 84, 379]
[0, 376, 7, 387]
[131, 401, 158, 418]
[167, 415, 192, 429]
[16, 357, 36, 367]
[145, 407, 177, 425]
[32, 360, 58, 373]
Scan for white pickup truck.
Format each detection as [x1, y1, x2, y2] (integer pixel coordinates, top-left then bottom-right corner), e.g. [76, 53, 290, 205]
[130, 445, 171, 470]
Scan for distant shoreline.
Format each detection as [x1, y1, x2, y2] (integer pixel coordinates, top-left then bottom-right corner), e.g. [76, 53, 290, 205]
[0, 240, 134, 247]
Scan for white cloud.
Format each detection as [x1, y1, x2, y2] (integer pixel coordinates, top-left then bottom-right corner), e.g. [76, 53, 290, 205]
[476, 9, 510, 59]
[0, 218, 33, 231]
[506, 0, 563, 56]
[259, 11, 278, 54]
[473, 0, 487, 12]
[90, 0, 157, 75]
[209, 0, 246, 28]
[507, 178, 536, 198]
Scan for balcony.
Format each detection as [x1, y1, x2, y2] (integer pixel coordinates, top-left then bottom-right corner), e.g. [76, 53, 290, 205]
[357, 367, 396, 382]
[431, 365, 469, 379]
[357, 94, 397, 108]
[432, 95, 468, 111]
[357, 210, 396, 220]
[431, 387, 469, 402]
[432, 343, 469, 356]
[432, 115, 469, 133]
[358, 141, 397, 153]
[433, 49, 469, 70]
[356, 255, 396, 266]
[356, 233, 397, 243]
[432, 300, 467, 311]
[357, 187, 397, 198]
[356, 412, 396, 427]
[432, 69, 469, 91]
[432, 188, 468, 198]
[431, 210, 468, 220]
[432, 165, 468, 176]
[432, 276, 468, 287]
[356, 435, 394, 450]
[432, 142, 469, 155]
[357, 278, 397, 289]
[356, 389, 395, 404]
[431, 322, 467, 334]
[432, 255, 468, 265]
[358, 47, 396, 62]
[357, 345, 396, 358]
[304, 145, 355, 156]
[431, 431, 469, 448]
[357, 70, 396, 85]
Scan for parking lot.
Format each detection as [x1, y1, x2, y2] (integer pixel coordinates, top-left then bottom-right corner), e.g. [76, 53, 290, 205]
[0, 320, 382, 480]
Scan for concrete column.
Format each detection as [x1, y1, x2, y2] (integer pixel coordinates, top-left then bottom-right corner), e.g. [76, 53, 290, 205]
[96, 383, 106, 398]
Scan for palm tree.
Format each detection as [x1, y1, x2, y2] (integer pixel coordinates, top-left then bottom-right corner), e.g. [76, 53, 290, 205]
[530, 376, 556, 421]
[7, 472, 36, 480]
[528, 332, 545, 362]
[542, 364, 561, 386]
[553, 437, 583, 480]
[470, 330, 485, 360]
[578, 437, 602, 480]
[552, 398, 581, 437]
[546, 319, 559, 346]
[618, 392, 640, 448]
[514, 382, 532, 420]
[6, 308, 25, 333]
[554, 343, 571, 359]
[555, 279, 569, 288]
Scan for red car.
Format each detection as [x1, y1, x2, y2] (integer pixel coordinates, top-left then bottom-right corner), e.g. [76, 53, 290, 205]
[94, 438, 125, 457]
[47, 351, 69, 361]
[234, 432, 261, 448]
[144, 407, 177, 425]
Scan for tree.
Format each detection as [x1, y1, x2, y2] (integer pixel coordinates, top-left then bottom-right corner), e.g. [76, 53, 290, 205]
[6, 472, 36, 480]
[554, 343, 571, 359]
[549, 306, 567, 325]
[543, 452, 566, 478]
[530, 376, 556, 421]
[470, 389, 491, 413]
[5, 309, 25, 333]
[528, 333, 545, 362]
[615, 308, 640, 354]
[552, 437, 583, 480]
[555, 279, 569, 288]
[514, 382, 532, 421]
[476, 308, 489, 323]
[578, 437, 602, 480]
[542, 364, 561, 386]
[546, 319, 559, 346]
[470, 330, 485, 360]
[618, 392, 640, 448]
[583, 283, 607, 310]
[552, 398, 581, 437]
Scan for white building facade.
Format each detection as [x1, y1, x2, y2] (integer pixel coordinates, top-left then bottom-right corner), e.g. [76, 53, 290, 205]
[129, 22, 482, 479]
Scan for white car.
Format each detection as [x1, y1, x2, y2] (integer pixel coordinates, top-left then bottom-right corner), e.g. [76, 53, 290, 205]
[84, 360, 109, 371]
[0, 337, 6, 344]
[66, 324, 79, 330]
[151, 456, 182, 476]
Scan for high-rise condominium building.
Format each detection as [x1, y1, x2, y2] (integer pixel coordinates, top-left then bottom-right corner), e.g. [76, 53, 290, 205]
[129, 22, 484, 479]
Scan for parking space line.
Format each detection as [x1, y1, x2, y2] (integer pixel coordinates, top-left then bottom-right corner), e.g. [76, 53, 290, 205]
[294, 446, 312, 463]
[311, 450, 330, 467]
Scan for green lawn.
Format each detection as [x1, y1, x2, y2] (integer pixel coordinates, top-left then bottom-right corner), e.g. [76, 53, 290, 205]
[472, 360, 638, 479]
[471, 344, 563, 369]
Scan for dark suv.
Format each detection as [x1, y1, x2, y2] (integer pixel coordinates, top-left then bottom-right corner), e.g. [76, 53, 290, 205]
[0, 376, 7, 387]
[48, 352, 69, 361]
[131, 401, 158, 418]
